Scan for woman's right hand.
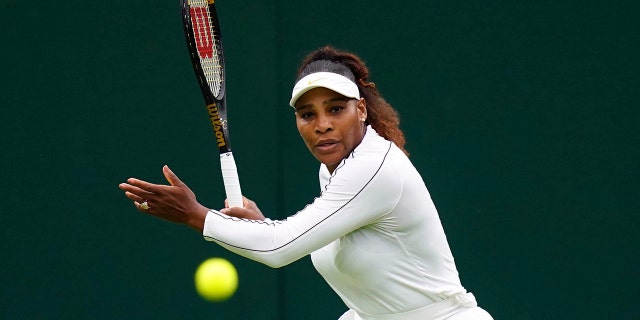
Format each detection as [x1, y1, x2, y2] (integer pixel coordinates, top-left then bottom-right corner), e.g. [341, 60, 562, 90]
[119, 165, 209, 232]
[220, 197, 266, 221]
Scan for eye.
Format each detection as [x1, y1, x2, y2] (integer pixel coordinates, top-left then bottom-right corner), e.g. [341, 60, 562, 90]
[299, 111, 314, 119]
[329, 105, 345, 113]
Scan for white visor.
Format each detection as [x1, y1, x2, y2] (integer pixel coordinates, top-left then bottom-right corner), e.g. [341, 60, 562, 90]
[289, 72, 360, 107]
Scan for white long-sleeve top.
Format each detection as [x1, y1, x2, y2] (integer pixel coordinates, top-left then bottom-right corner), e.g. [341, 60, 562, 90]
[203, 126, 467, 317]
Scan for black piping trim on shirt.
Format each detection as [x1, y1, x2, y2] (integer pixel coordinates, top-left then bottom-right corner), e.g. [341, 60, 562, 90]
[204, 141, 394, 253]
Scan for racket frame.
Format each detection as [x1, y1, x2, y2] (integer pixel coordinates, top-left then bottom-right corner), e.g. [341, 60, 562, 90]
[181, 0, 243, 208]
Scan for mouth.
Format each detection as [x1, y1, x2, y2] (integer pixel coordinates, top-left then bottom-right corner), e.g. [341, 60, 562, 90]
[315, 139, 339, 153]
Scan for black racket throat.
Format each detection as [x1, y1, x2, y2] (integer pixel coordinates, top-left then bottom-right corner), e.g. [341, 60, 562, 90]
[206, 100, 232, 154]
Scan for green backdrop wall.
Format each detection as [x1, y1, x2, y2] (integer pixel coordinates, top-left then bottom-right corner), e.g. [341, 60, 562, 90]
[1, 0, 637, 319]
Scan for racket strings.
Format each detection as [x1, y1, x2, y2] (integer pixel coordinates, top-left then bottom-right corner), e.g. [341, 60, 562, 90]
[202, 54, 223, 98]
[189, 1, 224, 98]
[188, 0, 207, 6]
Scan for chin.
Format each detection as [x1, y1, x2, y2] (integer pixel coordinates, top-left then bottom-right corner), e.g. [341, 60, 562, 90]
[319, 158, 342, 168]
[314, 150, 348, 169]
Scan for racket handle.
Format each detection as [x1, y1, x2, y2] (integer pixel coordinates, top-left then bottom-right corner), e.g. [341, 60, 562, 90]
[220, 152, 243, 208]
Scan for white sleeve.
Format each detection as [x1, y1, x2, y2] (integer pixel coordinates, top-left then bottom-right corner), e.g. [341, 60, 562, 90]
[202, 143, 401, 268]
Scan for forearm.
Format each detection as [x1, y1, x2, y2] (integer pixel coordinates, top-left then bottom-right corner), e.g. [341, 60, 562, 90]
[202, 210, 308, 268]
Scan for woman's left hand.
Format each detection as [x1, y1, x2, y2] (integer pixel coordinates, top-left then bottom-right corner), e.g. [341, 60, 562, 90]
[119, 165, 209, 232]
[220, 196, 266, 221]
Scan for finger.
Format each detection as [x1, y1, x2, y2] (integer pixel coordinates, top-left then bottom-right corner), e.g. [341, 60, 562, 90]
[124, 191, 146, 203]
[120, 183, 155, 199]
[221, 207, 246, 218]
[125, 178, 166, 194]
[220, 207, 257, 220]
[163, 165, 184, 187]
[134, 200, 152, 213]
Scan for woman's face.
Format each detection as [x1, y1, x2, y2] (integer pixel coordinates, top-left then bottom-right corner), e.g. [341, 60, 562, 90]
[294, 87, 367, 172]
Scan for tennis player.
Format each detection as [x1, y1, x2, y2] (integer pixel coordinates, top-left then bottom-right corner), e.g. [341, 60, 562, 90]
[120, 46, 493, 320]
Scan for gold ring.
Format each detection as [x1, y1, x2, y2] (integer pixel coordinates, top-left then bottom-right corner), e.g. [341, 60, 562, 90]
[140, 201, 150, 210]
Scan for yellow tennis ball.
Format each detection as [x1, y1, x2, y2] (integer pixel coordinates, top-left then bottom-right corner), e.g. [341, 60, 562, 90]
[194, 258, 238, 302]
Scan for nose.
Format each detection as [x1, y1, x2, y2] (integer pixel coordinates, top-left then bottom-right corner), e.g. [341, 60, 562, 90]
[315, 113, 333, 133]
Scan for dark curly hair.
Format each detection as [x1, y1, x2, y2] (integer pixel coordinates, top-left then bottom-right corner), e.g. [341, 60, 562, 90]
[295, 46, 408, 155]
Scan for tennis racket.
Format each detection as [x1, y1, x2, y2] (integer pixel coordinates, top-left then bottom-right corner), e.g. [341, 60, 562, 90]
[181, 0, 243, 208]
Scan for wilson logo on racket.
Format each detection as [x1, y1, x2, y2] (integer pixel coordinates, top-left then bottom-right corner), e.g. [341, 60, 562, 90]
[190, 7, 214, 59]
[207, 103, 226, 147]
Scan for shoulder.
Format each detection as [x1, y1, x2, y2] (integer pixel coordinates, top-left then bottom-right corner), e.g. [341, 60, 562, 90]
[324, 128, 403, 193]
[318, 129, 405, 215]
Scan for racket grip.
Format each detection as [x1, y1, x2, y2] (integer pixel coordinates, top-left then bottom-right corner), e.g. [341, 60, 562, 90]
[220, 152, 243, 208]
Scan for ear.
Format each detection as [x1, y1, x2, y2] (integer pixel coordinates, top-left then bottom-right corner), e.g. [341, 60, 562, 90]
[357, 98, 367, 121]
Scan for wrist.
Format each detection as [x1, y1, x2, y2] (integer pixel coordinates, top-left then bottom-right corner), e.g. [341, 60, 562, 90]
[187, 204, 209, 233]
